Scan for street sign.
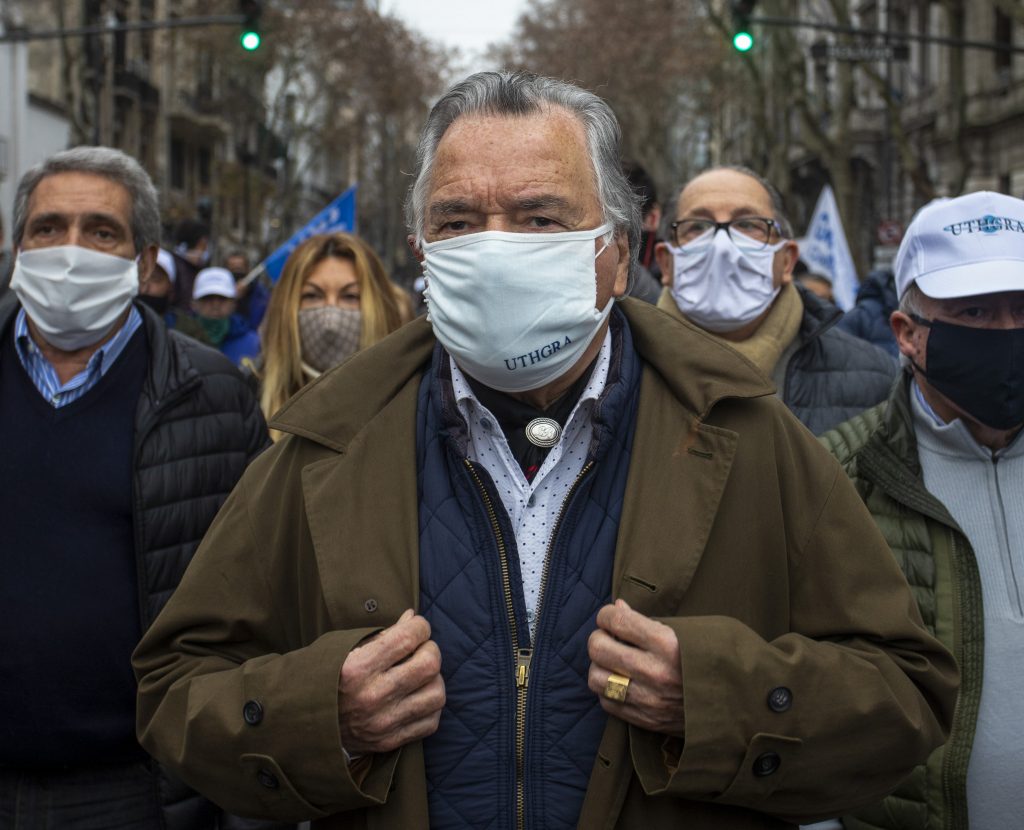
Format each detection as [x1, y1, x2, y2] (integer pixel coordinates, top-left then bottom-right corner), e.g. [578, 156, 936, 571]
[810, 41, 909, 62]
[876, 220, 903, 246]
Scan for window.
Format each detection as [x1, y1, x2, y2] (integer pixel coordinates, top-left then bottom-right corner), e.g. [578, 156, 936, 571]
[857, 1, 878, 30]
[114, 12, 127, 71]
[170, 138, 186, 190]
[198, 147, 211, 187]
[915, 1, 931, 86]
[139, 0, 155, 67]
[995, 9, 1013, 73]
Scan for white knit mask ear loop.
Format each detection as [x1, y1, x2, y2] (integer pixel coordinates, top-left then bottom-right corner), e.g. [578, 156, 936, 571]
[595, 227, 615, 260]
[595, 228, 618, 314]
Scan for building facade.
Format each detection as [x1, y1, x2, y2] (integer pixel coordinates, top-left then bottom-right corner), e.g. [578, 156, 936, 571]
[1, 0, 284, 260]
[708, 0, 1024, 275]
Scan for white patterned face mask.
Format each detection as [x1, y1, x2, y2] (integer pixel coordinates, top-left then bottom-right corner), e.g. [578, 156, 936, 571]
[668, 229, 785, 333]
[11, 245, 139, 351]
[298, 305, 362, 373]
[422, 223, 614, 393]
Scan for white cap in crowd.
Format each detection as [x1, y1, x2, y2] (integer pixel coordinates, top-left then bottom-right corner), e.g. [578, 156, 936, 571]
[193, 267, 237, 300]
[155, 248, 177, 284]
[895, 191, 1024, 300]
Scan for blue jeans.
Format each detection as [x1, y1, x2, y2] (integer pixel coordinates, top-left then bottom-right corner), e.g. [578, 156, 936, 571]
[0, 761, 160, 829]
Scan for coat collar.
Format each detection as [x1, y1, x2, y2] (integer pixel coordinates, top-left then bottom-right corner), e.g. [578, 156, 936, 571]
[137, 301, 202, 404]
[283, 298, 775, 643]
[0, 289, 19, 334]
[859, 370, 964, 532]
[270, 316, 436, 451]
[274, 297, 776, 827]
[617, 297, 775, 417]
[272, 298, 775, 452]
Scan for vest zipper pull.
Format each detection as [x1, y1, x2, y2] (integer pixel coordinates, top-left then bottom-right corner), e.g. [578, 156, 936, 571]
[516, 648, 533, 688]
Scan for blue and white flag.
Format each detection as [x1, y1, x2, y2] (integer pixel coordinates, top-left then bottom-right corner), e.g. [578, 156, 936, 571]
[798, 185, 859, 310]
[261, 185, 357, 282]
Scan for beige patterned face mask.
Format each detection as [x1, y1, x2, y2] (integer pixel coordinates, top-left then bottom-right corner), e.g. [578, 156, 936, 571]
[298, 306, 362, 373]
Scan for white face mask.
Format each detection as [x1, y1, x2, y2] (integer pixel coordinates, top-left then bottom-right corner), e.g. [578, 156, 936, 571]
[423, 223, 615, 393]
[10, 245, 139, 351]
[669, 229, 786, 333]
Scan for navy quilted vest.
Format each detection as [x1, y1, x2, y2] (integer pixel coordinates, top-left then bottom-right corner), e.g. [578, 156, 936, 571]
[416, 311, 641, 829]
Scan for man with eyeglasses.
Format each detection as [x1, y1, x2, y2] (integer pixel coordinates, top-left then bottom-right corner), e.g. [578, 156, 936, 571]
[822, 191, 1024, 829]
[654, 166, 895, 435]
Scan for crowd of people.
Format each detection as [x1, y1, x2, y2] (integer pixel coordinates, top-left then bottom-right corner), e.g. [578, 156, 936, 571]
[124, 216, 412, 389]
[0, 68, 1020, 830]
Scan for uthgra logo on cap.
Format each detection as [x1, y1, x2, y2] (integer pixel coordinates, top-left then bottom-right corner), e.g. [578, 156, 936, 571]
[943, 214, 1024, 236]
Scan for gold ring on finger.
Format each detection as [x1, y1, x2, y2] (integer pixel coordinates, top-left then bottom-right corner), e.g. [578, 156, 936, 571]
[603, 673, 630, 703]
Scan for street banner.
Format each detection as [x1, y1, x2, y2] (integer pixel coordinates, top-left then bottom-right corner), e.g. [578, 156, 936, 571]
[260, 185, 357, 282]
[798, 184, 859, 311]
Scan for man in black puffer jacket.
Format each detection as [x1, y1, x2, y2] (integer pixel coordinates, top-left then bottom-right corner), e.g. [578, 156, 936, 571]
[654, 166, 895, 435]
[0, 147, 280, 830]
[837, 268, 900, 357]
[780, 281, 897, 434]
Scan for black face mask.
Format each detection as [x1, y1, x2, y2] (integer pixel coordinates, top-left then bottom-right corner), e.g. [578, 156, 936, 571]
[139, 294, 170, 316]
[911, 314, 1024, 430]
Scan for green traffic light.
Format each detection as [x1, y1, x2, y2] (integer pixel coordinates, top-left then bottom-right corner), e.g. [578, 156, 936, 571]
[733, 31, 754, 51]
[241, 30, 261, 50]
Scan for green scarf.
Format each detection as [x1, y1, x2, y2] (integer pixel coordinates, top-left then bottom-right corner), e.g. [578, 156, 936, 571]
[198, 315, 231, 346]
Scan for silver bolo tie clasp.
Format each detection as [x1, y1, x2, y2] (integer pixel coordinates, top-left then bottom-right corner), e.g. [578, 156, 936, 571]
[524, 417, 561, 448]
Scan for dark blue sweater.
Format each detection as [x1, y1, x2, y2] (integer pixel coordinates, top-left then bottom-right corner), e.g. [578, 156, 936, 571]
[0, 326, 149, 768]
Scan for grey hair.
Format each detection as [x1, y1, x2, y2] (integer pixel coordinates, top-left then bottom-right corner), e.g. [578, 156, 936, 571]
[669, 165, 794, 239]
[897, 281, 928, 368]
[898, 280, 926, 317]
[405, 71, 641, 282]
[13, 146, 160, 254]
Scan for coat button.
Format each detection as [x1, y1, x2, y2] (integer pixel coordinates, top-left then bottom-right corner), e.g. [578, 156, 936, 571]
[363, 598, 378, 613]
[243, 700, 264, 726]
[753, 751, 781, 777]
[257, 768, 279, 789]
[767, 686, 792, 712]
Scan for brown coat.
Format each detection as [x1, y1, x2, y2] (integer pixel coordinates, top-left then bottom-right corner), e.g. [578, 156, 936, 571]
[134, 299, 958, 829]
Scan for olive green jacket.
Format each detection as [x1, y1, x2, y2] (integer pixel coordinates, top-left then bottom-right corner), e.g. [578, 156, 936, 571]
[822, 373, 983, 830]
[134, 300, 958, 830]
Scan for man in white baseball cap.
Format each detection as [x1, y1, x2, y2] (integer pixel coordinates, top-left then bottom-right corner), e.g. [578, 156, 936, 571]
[192, 265, 236, 303]
[823, 189, 1024, 829]
[191, 266, 260, 364]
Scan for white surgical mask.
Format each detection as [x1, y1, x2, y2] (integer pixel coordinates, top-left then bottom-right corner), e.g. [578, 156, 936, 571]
[10, 245, 139, 351]
[669, 229, 786, 333]
[423, 223, 614, 393]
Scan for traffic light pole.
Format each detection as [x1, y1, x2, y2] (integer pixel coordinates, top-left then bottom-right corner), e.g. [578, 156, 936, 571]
[750, 15, 1024, 56]
[0, 14, 246, 44]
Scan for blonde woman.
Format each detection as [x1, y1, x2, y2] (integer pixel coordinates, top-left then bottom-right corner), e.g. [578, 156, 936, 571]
[254, 232, 412, 434]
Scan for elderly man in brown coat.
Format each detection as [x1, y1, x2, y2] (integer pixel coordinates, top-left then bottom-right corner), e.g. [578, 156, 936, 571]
[133, 71, 957, 830]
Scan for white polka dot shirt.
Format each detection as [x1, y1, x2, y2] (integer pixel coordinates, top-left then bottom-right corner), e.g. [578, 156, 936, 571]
[450, 331, 612, 640]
